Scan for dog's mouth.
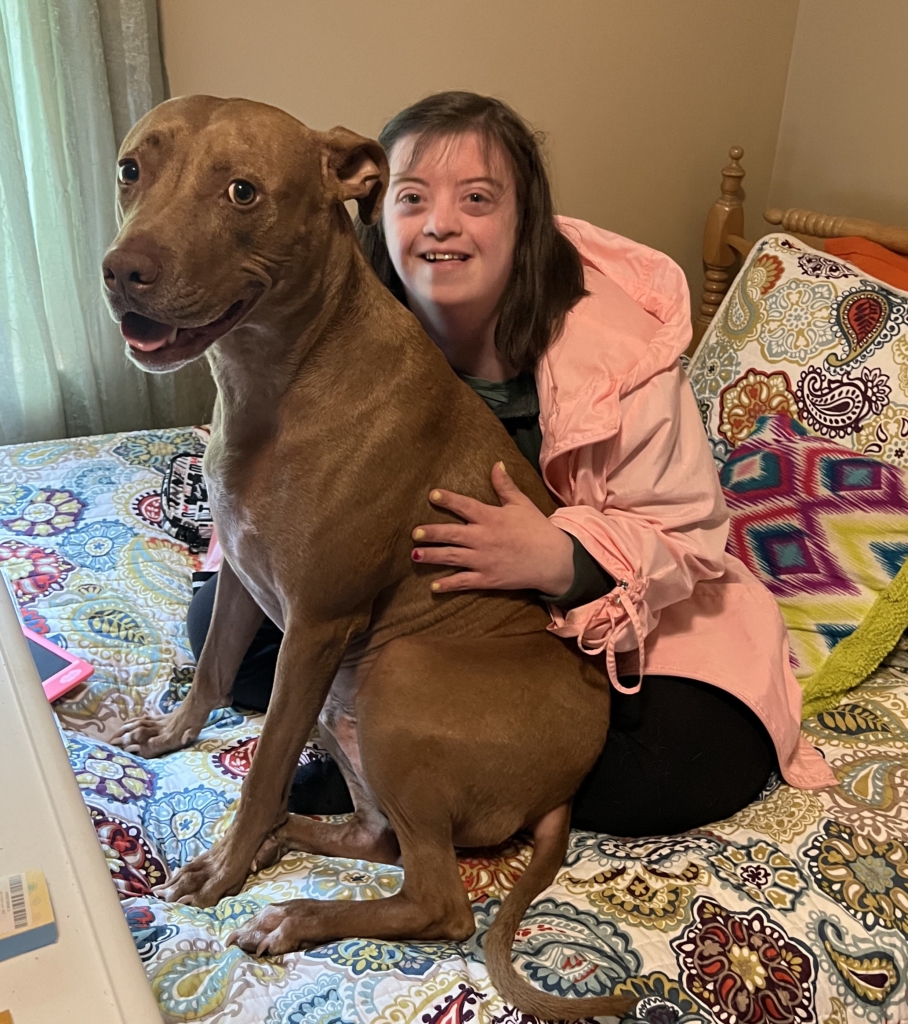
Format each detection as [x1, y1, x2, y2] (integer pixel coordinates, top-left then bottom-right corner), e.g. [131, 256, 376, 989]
[120, 296, 256, 369]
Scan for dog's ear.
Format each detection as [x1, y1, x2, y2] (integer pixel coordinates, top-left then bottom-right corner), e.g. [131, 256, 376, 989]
[321, 127, 389, 226]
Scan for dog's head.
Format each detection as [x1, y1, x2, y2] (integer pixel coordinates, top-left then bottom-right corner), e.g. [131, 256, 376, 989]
[102, 95, 388, 372]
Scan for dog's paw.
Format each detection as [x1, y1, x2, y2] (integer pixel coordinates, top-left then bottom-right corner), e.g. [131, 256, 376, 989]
[152, 843, 248, 907]
[227, 901, 311, 956]
[110, 714, 198, 757]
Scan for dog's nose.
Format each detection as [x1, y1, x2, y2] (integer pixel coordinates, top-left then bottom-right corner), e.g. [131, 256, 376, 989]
[102, 245, 161, 295]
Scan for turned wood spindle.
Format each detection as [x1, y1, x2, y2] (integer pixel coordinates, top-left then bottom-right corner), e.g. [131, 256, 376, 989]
[764, 206, 908, 256]
[764, 208, 847, 237]
[690, 146, 745, 355]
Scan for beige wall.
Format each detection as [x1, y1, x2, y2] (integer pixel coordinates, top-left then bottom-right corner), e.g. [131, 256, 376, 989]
[769, 0, 908, 227]
[158, 0, 800, 290]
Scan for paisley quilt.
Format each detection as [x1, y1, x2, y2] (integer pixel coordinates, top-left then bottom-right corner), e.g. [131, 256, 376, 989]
[1, 427, 907, 1024]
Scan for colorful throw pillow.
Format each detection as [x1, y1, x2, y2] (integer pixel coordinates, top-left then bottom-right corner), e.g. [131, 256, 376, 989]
[689, 233, 908, 471]
[721, 414, 908, 716]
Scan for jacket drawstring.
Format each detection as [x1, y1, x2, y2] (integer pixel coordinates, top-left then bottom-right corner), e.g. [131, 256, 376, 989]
[577, 577, 647, 694]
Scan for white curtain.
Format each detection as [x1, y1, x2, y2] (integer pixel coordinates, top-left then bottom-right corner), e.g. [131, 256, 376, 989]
[0, 0, 214, 445]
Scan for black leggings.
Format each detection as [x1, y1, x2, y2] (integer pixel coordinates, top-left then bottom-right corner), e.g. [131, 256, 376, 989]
[187, 573, 778, 837]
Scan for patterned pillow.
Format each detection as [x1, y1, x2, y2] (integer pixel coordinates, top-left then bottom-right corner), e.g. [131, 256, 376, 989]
[689, 233, 908, 469]
[722, 414, 908, 716]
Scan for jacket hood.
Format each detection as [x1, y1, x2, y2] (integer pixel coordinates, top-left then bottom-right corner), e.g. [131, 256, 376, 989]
[537, 217, 693, 476]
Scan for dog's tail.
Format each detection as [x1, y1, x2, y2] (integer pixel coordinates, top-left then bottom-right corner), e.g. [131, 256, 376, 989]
[484, 803, 636, 1022]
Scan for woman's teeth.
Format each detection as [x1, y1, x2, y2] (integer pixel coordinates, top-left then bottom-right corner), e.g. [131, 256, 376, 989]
[423, 253, 468, 261]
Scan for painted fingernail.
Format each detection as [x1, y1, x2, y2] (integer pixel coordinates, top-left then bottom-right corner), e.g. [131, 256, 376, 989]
[413, 528, 425, 540]
[430, 490, 442, 502]
[498, 461, 506, 472]
[412, 549, 422, 561]
[430, 581, 440, 591]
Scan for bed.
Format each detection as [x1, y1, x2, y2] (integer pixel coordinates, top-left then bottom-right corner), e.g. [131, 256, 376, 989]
[1, 150, 907, 1024]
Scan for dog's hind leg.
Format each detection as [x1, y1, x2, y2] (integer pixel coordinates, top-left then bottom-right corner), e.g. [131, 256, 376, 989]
[229, 812, 474, 955]
[251, 723, 400, 870]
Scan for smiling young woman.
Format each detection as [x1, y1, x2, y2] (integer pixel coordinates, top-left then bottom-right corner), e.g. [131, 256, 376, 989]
[379, 132, 520, 381]
[188, 91, 835, 838]
[361, 94, 585, 384]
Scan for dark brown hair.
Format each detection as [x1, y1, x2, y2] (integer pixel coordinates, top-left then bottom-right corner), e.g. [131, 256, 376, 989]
[357, 91, 587, 374]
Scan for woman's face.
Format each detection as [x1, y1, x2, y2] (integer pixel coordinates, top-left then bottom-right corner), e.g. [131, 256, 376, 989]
[382, 131, 519, 319]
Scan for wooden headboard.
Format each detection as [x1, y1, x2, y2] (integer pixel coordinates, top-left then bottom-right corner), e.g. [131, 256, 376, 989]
[689, 147, 908, 356]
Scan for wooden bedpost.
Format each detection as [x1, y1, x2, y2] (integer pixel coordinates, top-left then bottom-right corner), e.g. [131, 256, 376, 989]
[689, 147, 745, 356]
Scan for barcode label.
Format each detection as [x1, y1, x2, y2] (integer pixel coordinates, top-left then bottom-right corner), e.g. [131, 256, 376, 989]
[0, 872, 32, 935]
[9, 875, 26, 930]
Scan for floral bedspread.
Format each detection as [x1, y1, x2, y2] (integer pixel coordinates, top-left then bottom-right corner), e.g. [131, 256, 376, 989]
[1, 427, 906, 1024]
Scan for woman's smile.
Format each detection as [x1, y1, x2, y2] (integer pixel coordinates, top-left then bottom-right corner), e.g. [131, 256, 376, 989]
[420, 251, 470, 262]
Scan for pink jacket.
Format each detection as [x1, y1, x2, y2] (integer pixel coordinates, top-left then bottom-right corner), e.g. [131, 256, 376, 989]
[203, 217, 835, 792]
[543, 217, 834, 790]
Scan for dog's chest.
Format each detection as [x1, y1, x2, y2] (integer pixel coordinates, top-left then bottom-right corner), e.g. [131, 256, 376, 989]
[203, 446, 290, 621]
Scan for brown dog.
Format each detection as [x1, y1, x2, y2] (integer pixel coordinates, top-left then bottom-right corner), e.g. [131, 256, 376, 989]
[104, 96, 631, 1022]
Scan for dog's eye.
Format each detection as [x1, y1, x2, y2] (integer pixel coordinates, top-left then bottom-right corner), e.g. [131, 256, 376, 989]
[118, 159, 139, 184]
[228, 180, 257, 205]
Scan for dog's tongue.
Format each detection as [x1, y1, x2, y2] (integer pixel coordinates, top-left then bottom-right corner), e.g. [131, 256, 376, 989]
[120, 312, 178, 352]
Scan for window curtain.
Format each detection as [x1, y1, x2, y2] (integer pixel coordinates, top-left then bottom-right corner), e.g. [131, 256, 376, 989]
[0, 0, 215, 445]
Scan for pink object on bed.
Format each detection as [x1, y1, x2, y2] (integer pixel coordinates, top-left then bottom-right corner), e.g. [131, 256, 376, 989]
[23, 626, 93, 702]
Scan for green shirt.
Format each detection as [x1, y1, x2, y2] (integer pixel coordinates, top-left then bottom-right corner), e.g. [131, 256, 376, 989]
[459, 371, 615, 609]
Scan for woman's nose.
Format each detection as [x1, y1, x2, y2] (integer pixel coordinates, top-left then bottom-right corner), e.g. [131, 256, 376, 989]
[423, 198, 460, 239]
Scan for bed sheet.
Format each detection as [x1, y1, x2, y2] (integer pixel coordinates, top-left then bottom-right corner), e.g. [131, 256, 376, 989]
[1, 427, 906, 1024]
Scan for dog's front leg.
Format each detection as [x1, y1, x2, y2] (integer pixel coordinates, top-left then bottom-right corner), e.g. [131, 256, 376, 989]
[153, 613, 358, 907]
[112, 558, 264, 757]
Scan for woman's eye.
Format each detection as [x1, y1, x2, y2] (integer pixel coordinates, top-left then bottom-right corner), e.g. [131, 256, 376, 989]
[399, 192, 421, 205]
[467, 193, 487, 203]
[117, 159, 139, 184]
[227, 180, 257, 205]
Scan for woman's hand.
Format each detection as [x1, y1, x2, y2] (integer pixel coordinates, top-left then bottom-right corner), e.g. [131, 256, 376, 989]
[411, 461, 575, 595]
